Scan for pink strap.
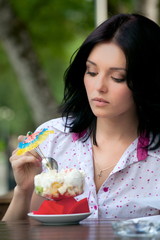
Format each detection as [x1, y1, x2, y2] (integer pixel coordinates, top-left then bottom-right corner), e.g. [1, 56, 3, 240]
[137, 135, 149, 161]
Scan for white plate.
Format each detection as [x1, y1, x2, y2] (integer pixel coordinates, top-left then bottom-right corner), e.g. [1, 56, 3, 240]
[28, 212, 92, 225]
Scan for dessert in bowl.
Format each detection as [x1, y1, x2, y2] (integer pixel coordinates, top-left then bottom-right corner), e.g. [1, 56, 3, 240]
[34, 168, 84, 200]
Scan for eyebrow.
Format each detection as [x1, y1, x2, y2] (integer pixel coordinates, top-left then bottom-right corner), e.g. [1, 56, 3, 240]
[86, 59, 126, 71]
[86, 60, 97, 66]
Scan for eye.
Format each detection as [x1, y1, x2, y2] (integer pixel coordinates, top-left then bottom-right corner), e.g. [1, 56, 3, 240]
[86, 71, 98, 77]
[111, 76, 126, 83]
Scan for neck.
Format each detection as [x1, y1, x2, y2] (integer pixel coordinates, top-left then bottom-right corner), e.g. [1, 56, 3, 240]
[95, 115, 138, 145]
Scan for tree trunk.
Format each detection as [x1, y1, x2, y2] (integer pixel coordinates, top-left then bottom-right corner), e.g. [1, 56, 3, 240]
[134, 0, 159, 23]
[95, 0, 108, 26]
[0, 0, 58, 125]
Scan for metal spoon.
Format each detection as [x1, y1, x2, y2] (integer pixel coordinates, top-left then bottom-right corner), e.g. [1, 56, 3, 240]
[26, 131, 58, 171]
[42, 157, 58, 171]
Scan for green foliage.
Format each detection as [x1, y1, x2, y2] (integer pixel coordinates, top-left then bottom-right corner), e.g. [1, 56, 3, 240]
[0, 45, 35, 135]
[0, 0, 94, 138]
[0, 139, 6, 152]
[26, 0, 94, 102]
[108, 0, 134, 16]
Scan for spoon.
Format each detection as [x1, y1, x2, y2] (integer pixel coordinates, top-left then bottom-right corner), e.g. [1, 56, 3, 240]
[26, 131, 58, 171]
[42, 157, 58, 171]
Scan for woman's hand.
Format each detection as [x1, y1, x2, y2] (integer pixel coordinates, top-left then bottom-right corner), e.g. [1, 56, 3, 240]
[9, 135, 42, 194]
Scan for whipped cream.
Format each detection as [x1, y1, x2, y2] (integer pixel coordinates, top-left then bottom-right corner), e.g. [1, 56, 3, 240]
[34, 168, 85, 199]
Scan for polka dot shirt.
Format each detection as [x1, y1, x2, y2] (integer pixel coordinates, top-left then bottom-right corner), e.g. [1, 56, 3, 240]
[36, 117, 160, 219]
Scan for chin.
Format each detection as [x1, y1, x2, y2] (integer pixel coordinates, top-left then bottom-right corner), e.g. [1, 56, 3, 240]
[91, 108, 113, 118]
[93, 113, 109, 118]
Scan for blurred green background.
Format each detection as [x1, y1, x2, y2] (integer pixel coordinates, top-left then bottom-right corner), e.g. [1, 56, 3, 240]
[0, 0, 159, 193]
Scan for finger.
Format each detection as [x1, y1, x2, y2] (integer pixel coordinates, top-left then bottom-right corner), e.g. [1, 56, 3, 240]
[10, 150, 41, 162]
[11, 148, 42, 162]
[12, 147, 25, 156]
[10, 154, 41, 169]
[18, 135, 26, 142]
[12, 149, 18, 155]
[9, 135, 26, 155]
[27, 150, 42, 161]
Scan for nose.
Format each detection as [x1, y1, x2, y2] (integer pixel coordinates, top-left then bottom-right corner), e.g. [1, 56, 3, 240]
[96, 74, 108, 92]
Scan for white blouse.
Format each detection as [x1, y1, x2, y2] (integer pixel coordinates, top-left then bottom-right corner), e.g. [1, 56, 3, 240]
[36, 117, 160, 219]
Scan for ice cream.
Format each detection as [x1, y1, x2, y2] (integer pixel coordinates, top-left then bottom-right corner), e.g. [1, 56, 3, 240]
[34, 168, 85, 200]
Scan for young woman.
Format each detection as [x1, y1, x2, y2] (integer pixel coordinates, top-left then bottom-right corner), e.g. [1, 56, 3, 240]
[3, 13, 160, 220]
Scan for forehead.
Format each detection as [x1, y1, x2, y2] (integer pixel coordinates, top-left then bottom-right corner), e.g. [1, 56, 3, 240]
[87, 42, 126, 68]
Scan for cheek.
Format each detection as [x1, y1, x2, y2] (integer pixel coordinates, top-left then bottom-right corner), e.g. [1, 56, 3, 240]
[114, 87, 134, 104]
[121, 92, 134, 109]
[84, 78, 93, 94]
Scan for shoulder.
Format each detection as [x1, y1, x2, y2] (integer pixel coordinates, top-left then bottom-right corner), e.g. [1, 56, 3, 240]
[35, 118, 90, 165]
[36, 117, 88, 141]
[148, 146, 160, 160]
[35, 117, 69, 133]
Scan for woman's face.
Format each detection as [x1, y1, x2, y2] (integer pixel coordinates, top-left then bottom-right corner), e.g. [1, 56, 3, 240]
[84, 42, 136, 120]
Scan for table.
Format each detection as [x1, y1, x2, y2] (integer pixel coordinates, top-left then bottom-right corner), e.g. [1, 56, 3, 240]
[0, 219, 126, 240]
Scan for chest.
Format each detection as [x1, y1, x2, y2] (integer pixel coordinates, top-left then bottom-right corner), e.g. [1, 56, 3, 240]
[92, 143, 130, 192]
[98, 162, 160, 218]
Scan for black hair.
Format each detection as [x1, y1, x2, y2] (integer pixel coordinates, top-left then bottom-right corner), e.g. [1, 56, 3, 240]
[60, 13, 160, 149]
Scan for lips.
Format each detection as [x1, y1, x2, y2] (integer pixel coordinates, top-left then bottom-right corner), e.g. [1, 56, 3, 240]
[92, 97, 109, 103]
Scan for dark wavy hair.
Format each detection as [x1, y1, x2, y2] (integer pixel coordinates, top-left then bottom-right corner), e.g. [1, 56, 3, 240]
[60, 13, 160, 149]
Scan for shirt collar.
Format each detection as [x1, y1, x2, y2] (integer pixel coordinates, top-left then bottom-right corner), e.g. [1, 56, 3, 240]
[137, 135, 149, 161]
